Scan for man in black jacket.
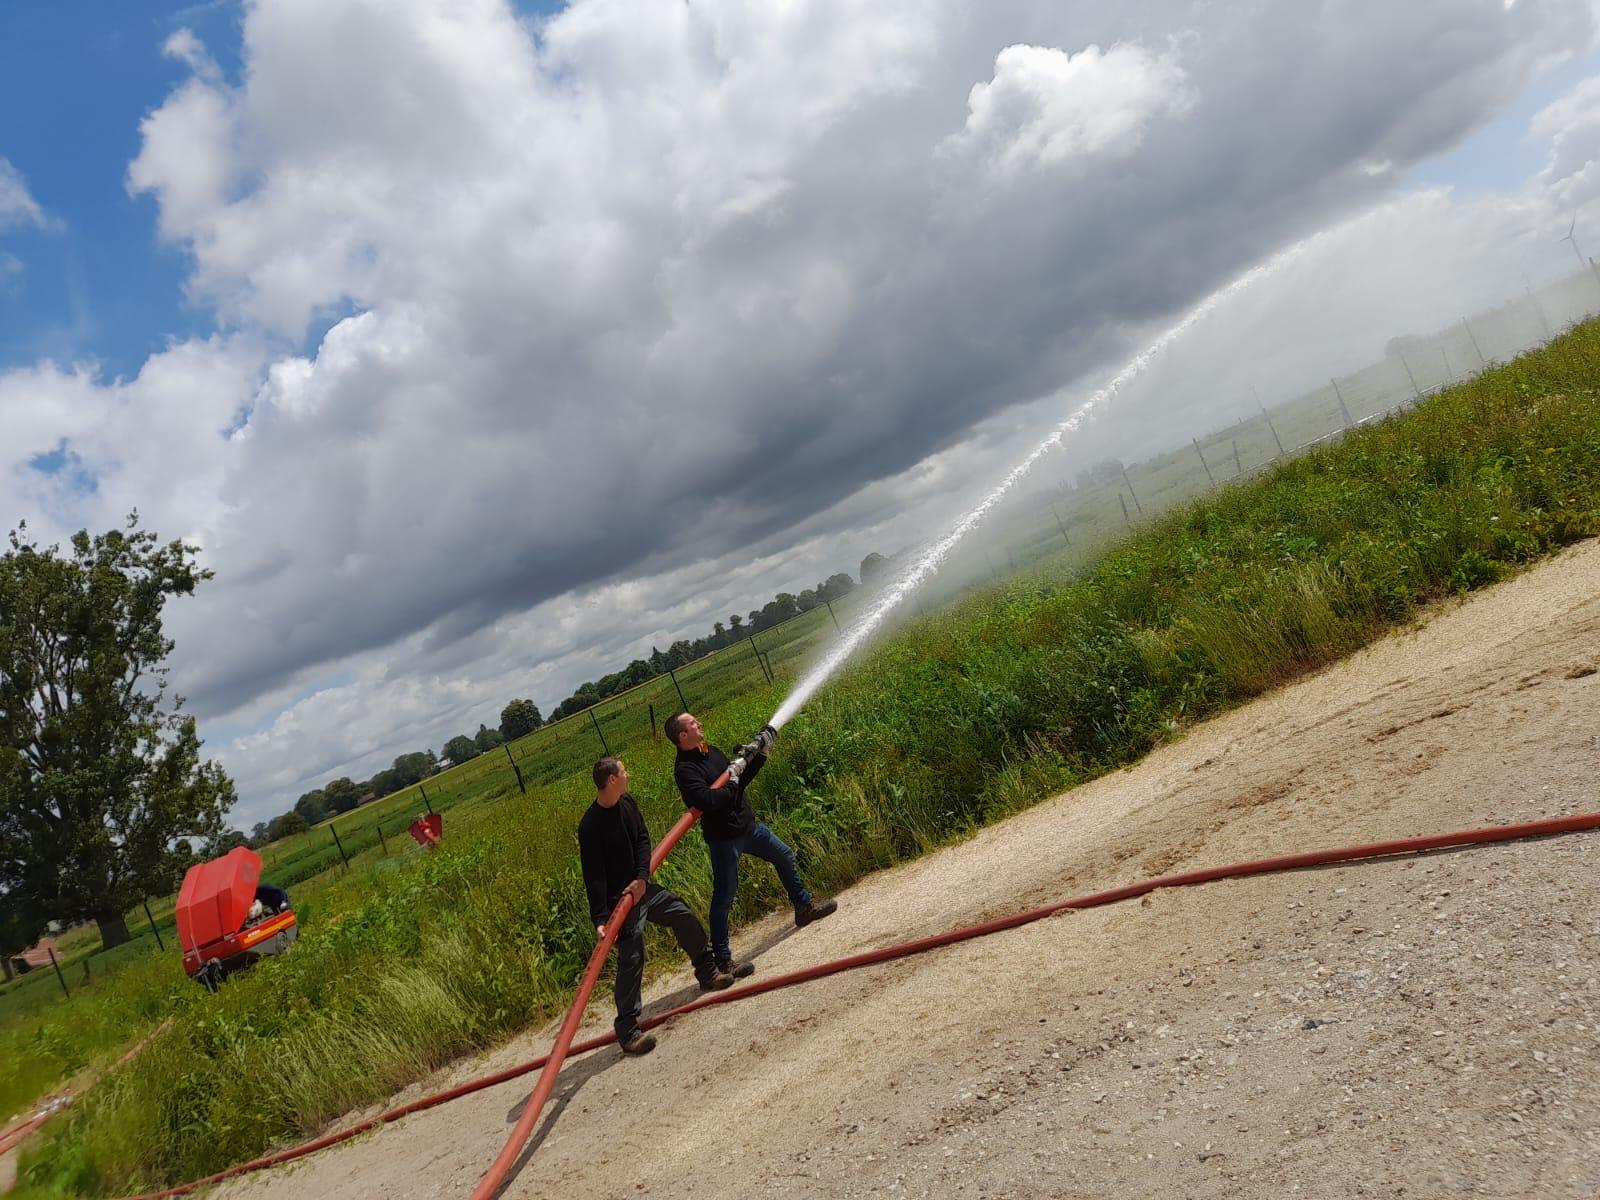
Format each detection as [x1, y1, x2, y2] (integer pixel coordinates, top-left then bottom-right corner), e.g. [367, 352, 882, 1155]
[667, 712, 836, 975]
[578, 756, 733, 1056]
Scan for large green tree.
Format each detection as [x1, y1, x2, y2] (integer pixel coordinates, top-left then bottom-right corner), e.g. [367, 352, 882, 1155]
[321, 777, 360, 814]
[0, 518, 235, 949]
[391, 750, 435, 786]
[266, 810, 307, 841]
[293, 788, 328, 824]
[498, 698, 542, 742]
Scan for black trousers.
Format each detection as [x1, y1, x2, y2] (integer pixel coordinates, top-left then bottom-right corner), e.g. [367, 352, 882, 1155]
[613, 883, 712, 1038]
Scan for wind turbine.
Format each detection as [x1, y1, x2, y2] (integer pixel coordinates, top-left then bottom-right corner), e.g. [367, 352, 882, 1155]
[1561, 215, 1587, 270]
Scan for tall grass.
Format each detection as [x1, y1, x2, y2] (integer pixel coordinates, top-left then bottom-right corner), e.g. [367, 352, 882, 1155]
[14, 323, 1600, 1196]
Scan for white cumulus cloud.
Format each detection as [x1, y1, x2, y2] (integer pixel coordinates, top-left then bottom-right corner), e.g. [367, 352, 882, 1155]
[0, 157, 52, 230]
[945, 41, 1193, 173]
[1534, 73, 1600, 205]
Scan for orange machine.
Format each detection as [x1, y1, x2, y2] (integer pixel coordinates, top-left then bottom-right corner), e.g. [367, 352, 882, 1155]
[174, 846, 298, 987]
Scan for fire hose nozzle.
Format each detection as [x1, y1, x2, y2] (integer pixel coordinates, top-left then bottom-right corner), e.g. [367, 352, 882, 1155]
[736, 725, 779, 764]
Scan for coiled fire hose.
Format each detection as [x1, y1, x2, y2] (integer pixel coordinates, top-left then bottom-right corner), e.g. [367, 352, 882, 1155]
[104, 809, 1600, 1200]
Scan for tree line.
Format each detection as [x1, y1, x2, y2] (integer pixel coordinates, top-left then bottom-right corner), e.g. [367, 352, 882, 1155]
[250, 698, 547, 843]
[250, 569, 863, 840]
[545, 570, 858, 722]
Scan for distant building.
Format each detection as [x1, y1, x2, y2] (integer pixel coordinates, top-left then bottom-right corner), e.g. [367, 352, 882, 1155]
[7, 935, 60, 975]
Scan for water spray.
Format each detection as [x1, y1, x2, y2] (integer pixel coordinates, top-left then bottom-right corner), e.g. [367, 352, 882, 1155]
[759, 242, 1311, 735]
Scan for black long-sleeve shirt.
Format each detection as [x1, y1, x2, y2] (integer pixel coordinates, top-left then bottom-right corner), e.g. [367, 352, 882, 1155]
[577, 792, 652, 926]
[674, 743, 764, 842]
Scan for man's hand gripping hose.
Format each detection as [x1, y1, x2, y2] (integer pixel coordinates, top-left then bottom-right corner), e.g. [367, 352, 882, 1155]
[728, 724, 779, 786]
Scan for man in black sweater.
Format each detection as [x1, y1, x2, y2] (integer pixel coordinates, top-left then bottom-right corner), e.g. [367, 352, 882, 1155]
[578, 756, 733, 1056]
[667, 712, 836, 975]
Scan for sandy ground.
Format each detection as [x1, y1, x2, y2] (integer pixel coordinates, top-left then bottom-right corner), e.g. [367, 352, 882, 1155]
[202, 538, 1600, 1200]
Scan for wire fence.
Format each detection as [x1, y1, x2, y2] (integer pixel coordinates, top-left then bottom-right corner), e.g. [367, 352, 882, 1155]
[947, 261, 1600, 592]
[242, 597, 845, 891]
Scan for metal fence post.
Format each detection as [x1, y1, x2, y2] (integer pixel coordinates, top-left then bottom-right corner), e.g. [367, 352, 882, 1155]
[588, 707, 611, 755]
[746, 636, 772, 685]
[1259, 406, 1285, 456]
[823, 599, 841, 632]
[1119, 466, 1144, 515]
[1462, 318, 1486, 367]
[648, 702, 658, 739]
[1231, 438, 1242, 477]
[1191, 439, 1215, 485]
[143, 900, 165, 951]
[47, 946, 70, 999]
[666, 665, 689, 711]
[1331, 378, 1354, 429]
[502, 743, 526, 794]
[377, 822, 389, 857]
[1118, 493, 1131, 526]
[1399, 356, 1421, 401]
[330, 824, 350, 870]
[419, 784, 433, 815]
[1050, 502, 1072, 547]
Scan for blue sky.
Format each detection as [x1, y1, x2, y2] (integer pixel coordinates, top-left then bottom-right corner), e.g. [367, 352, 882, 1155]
[0, 0, 564, 376]
[1412, 43, 1600, 196]
[0, 3, 240, 373]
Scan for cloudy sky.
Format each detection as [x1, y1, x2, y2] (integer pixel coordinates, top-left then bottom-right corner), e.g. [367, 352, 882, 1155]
[5, 0, 1600, 827]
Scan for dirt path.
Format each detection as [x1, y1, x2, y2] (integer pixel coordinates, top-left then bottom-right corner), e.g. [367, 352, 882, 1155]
[220, 539, 1600, 1200]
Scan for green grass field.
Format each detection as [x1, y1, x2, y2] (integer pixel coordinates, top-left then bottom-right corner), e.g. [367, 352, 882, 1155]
[8, 316, 1598, 1197]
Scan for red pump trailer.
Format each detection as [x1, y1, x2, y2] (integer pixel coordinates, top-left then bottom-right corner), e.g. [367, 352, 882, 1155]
[174, 846, 298, 987]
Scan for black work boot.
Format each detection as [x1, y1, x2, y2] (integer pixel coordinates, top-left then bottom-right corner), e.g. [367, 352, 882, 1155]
[695, 961, 735, 992]
[620, 1030, 657, 1056]
[717, 957, 756, 981]
[794, 898, 838, 928]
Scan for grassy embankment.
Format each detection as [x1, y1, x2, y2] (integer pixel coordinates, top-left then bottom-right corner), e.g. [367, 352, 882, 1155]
[15, 322, 1600, 1196]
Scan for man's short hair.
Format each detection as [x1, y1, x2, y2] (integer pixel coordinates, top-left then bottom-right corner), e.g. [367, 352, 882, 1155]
[663, 712, 690, 744]
[593, 756, 623, 790]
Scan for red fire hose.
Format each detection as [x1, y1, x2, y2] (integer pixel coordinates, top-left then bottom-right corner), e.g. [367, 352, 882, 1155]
[110, 809, 1600, 1200]
[0, 1108, 58, 1157]
[468, 808, 702, 1199]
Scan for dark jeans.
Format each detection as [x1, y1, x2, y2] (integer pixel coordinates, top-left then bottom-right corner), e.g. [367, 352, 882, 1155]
[613, 883, 714, 1039]
[708, 822, 811, 963]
